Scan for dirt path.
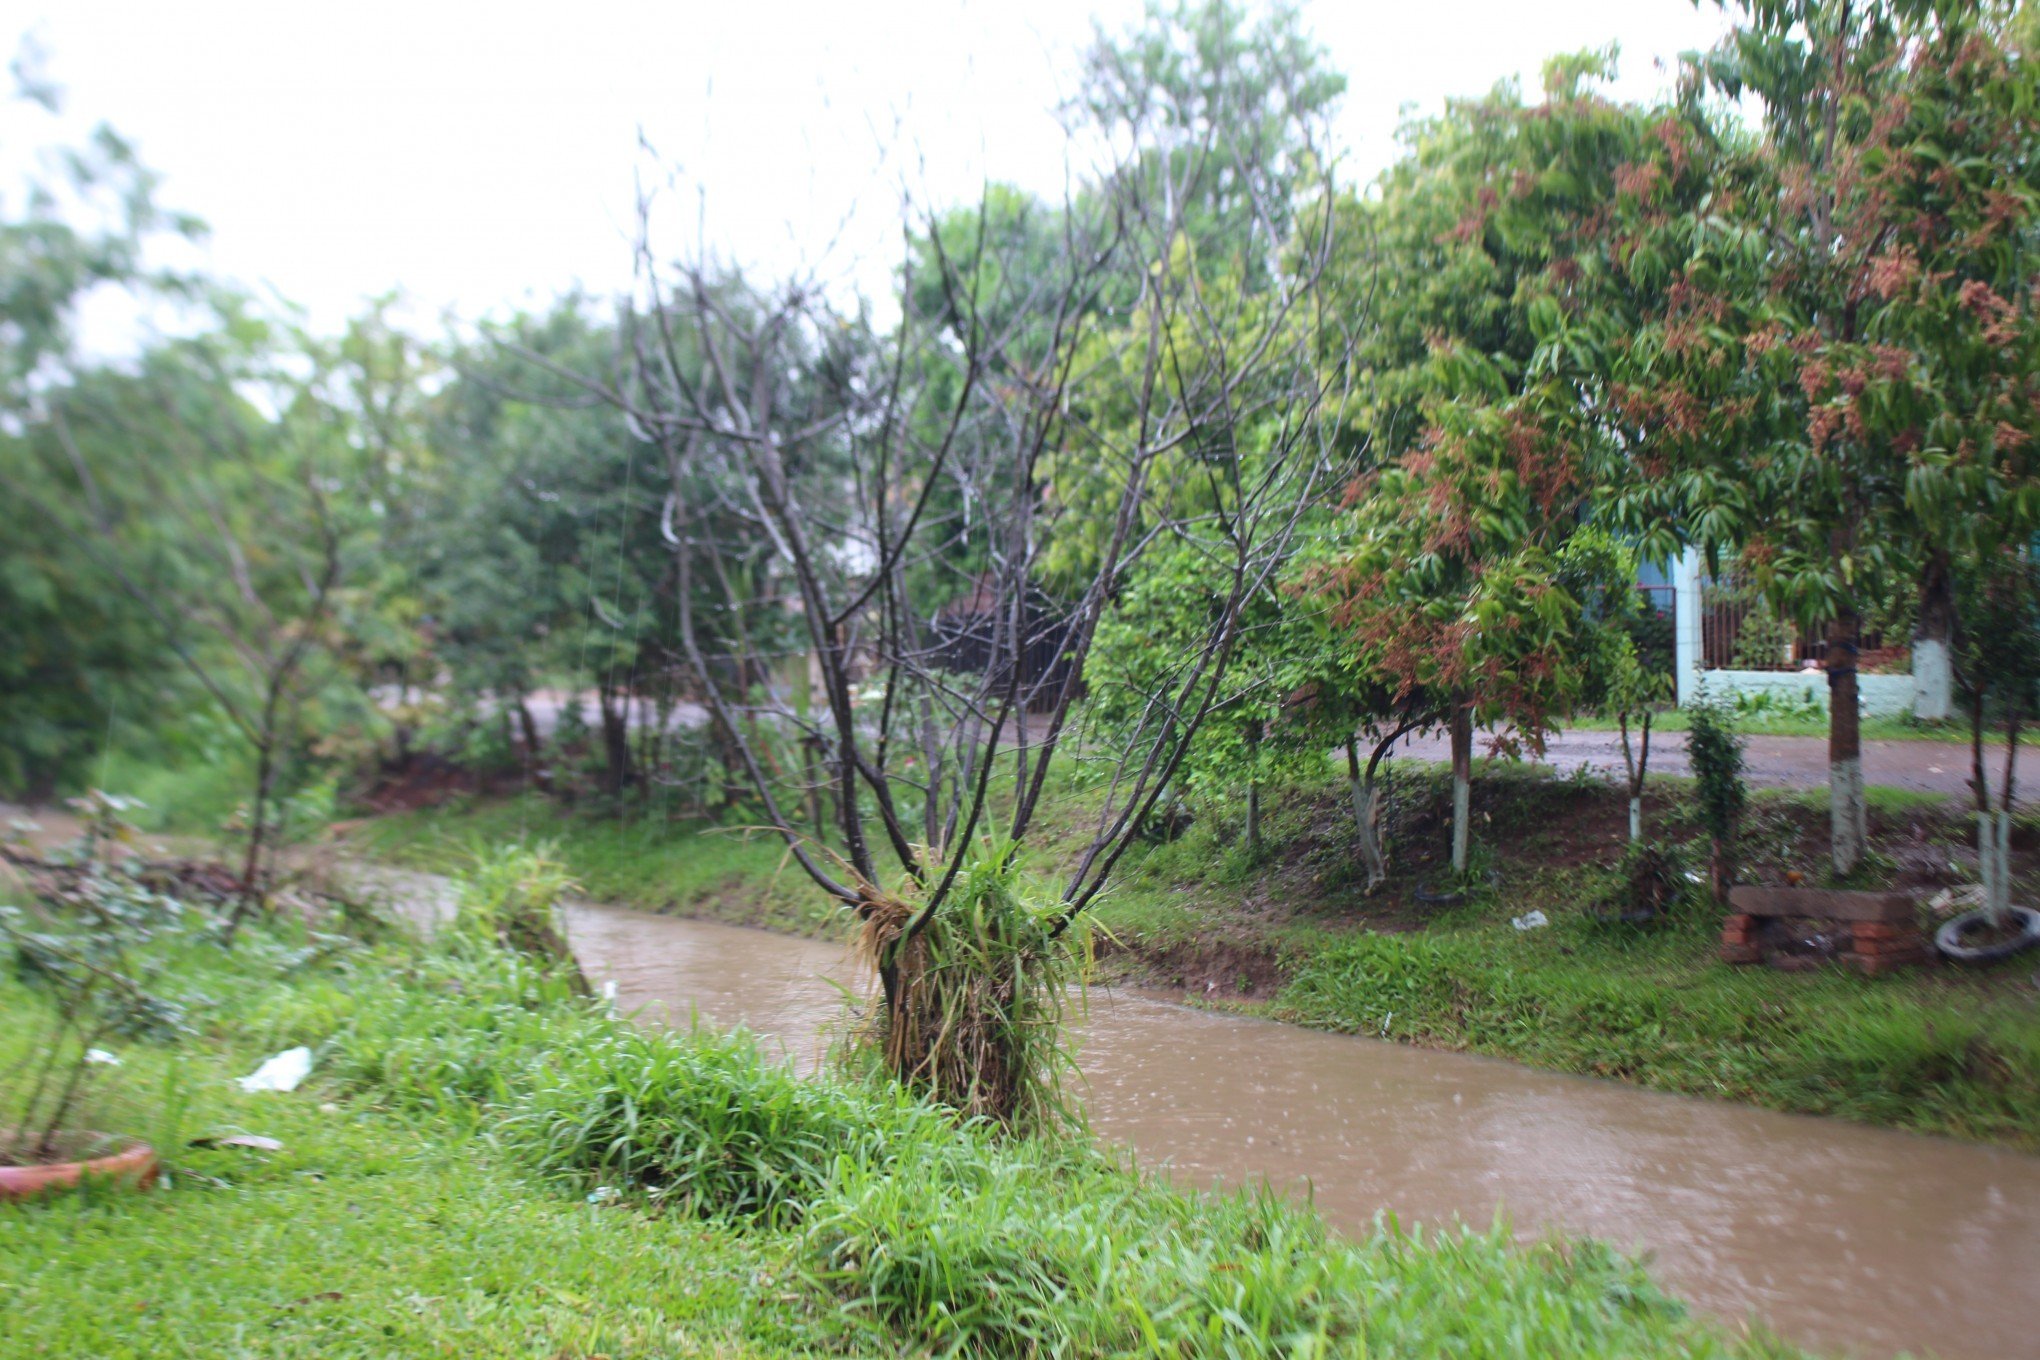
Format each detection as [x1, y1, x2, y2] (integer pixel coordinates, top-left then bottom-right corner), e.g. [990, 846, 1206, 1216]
[1387, 728, 2014, 803]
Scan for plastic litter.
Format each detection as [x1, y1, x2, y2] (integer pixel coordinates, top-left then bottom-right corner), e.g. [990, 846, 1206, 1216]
[190, 1133, 284, 1151]
[1511, 910, 1549, 931]
[237, 1046, 313, 1093]
[84, 1048, 121, 1066]
[1927, 885, 1985, 918]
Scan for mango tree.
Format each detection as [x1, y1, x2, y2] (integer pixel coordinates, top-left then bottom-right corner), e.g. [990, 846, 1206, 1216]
[1309, 56, 1713, 876]
[1610, 0, 2040, 874]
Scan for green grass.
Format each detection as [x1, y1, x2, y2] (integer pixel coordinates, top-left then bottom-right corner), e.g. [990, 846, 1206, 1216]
[1, 886, 1806, 1359]
[0, 946, 853, 1358]
[353, 796, 843, 936]
[351, 766, 2040, 1152]
[1271, 912, 2040, 1144]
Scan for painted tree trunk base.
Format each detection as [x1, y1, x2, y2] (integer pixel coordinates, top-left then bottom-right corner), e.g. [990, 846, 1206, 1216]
[1983, 808, 2014, 927]
[1628, 796, 1642, 844]
[1913, 638, 1952, 723]
[1451, 774, 1470, 874]
[1831, 757, 1866, 877]
[1354, 777, 1386, 892]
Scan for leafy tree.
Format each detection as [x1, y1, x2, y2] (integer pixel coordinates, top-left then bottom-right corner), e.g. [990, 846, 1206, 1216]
[0, 58, 200, 795]
[420, 301, 680, 799]
[26, 311, 351, 926]
[1610, 0, 2040, 874]
[1072, 0, 1345, 266]
[1309, 57, 1711, 875]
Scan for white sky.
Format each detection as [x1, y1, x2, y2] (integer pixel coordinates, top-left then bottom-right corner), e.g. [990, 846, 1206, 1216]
[11, 0, 1730, 342]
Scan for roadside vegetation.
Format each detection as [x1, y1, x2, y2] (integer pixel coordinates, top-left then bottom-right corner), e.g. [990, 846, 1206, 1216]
[0, 853, 1806, 1359]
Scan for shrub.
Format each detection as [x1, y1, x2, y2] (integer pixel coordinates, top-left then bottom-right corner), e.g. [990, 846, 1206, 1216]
[1685, 698, 1746, 903]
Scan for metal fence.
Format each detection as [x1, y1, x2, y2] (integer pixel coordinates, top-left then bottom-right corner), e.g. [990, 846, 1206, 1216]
[1700, 576, 1804, 670]
[1698, 574, 1899, 671]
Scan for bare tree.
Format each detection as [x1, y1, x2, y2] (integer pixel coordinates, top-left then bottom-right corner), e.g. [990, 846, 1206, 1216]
[542, 64, 1350, 1116]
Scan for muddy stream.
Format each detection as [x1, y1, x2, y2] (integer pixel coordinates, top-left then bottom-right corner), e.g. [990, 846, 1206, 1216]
[377, 870, 2037, 1360]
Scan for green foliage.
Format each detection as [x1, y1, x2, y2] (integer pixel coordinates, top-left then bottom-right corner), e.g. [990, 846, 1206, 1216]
[1086, 534, 1335, 811]
[1731, 599, 1794, 671]
[1071, 0, 1346, 264]
[1307, 67, 1705, 776]
[0, 79, 202, 797]
[1955, 548, 2040, 740]
[1686, 698, 1747, 852]
[447, 841, 585, 989]
[1600, 3, 2040, 872]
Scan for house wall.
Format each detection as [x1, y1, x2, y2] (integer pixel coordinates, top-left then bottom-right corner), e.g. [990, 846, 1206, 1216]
[1666, 549, 1922, 718]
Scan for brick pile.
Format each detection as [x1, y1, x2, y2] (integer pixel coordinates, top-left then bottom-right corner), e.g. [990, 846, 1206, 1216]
[1720, 887, 1927, 976]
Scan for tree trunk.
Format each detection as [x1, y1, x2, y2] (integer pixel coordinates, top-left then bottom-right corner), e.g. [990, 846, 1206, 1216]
[598, 689, 632, 798]
[803, 736, 826, 835]
[1827, 609, 1866, 876]
[1349, 729, 1407, 894]
[1618, 710, 1652, 843]
[226, 739, 275, 943]
[1913, 548, 1955, 723]
[1449, 703, 1473, 874]
[1346, 737, 1380, 889]
[1988, 712, 2021, 926]
[515, 699, 546, 788]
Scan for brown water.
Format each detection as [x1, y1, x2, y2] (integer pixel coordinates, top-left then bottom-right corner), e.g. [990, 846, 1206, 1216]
[372, 872, 2040, 1360]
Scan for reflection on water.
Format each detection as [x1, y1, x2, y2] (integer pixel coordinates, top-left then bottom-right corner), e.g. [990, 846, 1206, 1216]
[364, 870, 2040, 1360]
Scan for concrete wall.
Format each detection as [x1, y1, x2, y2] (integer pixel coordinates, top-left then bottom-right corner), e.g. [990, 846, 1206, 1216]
[1694, 669, 1915, 718]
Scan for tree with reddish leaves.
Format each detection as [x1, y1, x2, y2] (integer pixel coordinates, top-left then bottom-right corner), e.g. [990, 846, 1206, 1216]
[1305, 56, 1713, 878]
[1603, 0, 2040, 876]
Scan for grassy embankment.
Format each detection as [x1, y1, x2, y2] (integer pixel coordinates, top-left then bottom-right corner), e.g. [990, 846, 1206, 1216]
[1, 877, 1804, 1359]
[355, 763, 2040, 1151]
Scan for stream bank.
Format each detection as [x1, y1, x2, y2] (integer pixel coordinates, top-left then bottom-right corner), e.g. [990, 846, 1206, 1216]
[350, 777, 2040, 1152]
[355, 860, 2040, 1360]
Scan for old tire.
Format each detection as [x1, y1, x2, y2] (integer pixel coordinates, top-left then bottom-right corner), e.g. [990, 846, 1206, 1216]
[1934, 907, 2040, 964]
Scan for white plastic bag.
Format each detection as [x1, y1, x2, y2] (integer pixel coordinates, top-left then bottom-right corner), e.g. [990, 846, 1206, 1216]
[1511, 910, 1549, 931]
[237, 1046, 314, 1093]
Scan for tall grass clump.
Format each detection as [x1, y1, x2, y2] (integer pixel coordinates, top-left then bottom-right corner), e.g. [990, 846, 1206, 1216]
[450, 841, 587, 993]
[806, 1145, 1737, 1360]
[854, 843, 1086, 1131]
[502, 1023, 969, 1225]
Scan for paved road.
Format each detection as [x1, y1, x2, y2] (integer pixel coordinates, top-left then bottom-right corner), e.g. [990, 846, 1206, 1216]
[509, 688, 2010, 804]
[1388, 727, 2012, 803]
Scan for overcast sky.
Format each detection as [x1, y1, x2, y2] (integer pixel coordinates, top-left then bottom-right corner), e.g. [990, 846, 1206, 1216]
[13, 0, 1730, 341]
